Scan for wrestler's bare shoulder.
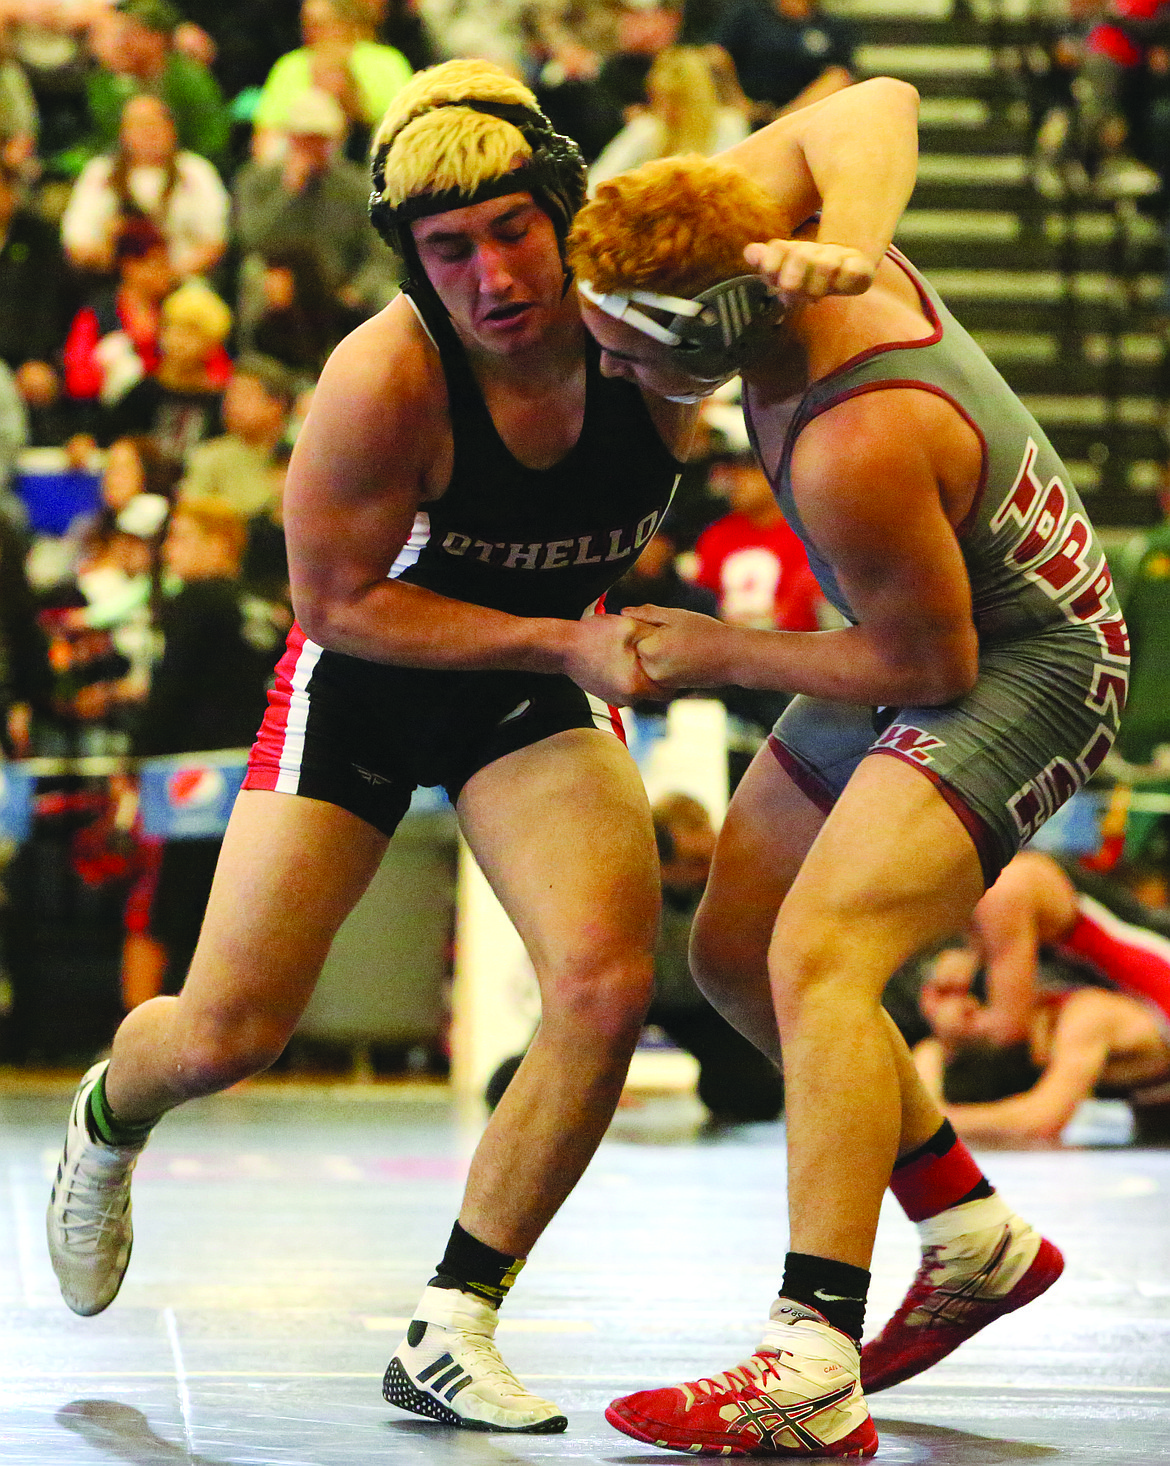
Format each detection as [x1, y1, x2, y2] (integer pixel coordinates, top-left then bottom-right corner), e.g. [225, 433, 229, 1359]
[789, 385, 981, 532]
[305, 296, 451, 480]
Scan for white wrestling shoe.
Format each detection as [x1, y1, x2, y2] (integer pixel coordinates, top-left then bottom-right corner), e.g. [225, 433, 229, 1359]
[383, 1285, 568, 1432]
[46, 1061, 145, 1316]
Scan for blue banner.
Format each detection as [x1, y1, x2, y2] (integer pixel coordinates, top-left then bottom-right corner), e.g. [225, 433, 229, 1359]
[0, 763, 34, 842]
[16, 467, 102, 536]
[138, 752, 250, 840]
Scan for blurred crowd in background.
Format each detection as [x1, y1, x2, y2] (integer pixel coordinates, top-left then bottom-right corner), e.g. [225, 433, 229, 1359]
[3, 0, 1170, 1138]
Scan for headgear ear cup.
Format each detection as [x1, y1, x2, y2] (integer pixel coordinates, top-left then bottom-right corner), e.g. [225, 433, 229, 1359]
[578, 274, 785, 381]
[675, 276, 783, 377]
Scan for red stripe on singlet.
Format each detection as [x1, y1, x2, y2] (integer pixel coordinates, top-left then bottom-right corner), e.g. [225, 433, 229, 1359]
[243, 621, 308, 793]
[589, 593, 628, 745]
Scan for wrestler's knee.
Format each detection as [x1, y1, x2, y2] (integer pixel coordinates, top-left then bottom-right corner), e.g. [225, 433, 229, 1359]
[768, 914, 860, 1035]
[539, 949, 654, 1047]
[168, 1006, 297, 1097]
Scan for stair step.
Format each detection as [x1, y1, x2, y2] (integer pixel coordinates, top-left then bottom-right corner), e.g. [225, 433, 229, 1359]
[856, 42, 1001, 76]
[954, 301, 1165, 330]
[899, 209, 1161, 242]
[825, 0, 1166, 524]
[902, 238, 1164, 271]
[924, 266, 1162, 302]
[853, 16, 1044, 44]
[985, 361, 1167, 394]
[1040, 422, 1166, 456]
[917, 124, 1026, 153]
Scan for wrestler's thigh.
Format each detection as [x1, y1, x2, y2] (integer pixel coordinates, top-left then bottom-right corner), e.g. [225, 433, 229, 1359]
[456, 727, 659, 978]
[173, 789, 390, 1033]
[772, 754, 985, 996]
[693, 740, 827, 989]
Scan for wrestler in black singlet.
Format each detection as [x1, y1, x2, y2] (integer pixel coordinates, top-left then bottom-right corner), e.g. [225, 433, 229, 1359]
[245, 320, 683, 836]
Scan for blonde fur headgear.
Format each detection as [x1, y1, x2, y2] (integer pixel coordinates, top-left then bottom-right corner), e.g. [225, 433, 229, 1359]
[368, 60, 587, 322]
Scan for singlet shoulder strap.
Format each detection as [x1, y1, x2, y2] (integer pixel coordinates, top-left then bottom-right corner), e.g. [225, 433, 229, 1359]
[403, 288, 498, 441]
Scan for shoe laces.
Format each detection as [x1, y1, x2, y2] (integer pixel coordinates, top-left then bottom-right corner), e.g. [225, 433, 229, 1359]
[445, 1326, 542, 1403]
[58, 1148, 134, 1252]
[689, 1350, 783, 1399]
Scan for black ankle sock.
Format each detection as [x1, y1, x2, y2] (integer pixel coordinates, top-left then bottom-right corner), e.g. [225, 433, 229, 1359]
[429, 1221, 524, 1306]
[954, 1177, 994, 1205]
[893, 1118, 961, 1170]
[780, 1251, 870, 1344]
[85, 1069, 156, 1149]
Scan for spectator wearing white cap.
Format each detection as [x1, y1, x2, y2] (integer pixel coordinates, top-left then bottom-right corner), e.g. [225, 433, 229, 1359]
[232, 87, 400, 340]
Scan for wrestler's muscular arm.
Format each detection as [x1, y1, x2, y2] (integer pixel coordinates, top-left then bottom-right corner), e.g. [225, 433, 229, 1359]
[722, 76, 920, 301]
[967, 853, 1082, 1046]
[630, 389, 980, 706]
[285, 302, 653, 703]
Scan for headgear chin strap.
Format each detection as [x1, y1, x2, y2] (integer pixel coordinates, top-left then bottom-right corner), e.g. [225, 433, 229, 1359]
[577, 275, 784, 381]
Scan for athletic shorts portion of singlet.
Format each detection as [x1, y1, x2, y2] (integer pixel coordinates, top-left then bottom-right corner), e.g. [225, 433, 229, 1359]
[243, 320, 681, 836]
[753, 249, 1129, 888]
[244, 625, 620, 836]
[770, 624, 1116, 888]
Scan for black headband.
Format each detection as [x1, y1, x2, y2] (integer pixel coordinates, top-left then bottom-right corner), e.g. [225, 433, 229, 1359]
[389, 158, 560, 223]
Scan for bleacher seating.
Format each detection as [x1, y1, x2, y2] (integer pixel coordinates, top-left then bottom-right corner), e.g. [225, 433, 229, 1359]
[842, 0, 1168, 523]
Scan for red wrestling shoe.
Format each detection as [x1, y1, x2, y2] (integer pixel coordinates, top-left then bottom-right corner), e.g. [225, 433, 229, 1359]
[861, 1203, 1064, 1395]
[606, 1300, 877, 1457]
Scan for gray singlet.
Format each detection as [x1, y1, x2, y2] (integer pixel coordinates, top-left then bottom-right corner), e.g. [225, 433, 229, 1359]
[750, 249, 1129, 885]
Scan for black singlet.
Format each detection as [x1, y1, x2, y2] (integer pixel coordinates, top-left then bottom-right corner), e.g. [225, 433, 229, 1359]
[392, 311, 682, 619]
[244, 310, 684, 832]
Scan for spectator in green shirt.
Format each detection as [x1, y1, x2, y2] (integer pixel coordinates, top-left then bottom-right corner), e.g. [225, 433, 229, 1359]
[85, 0, 231, 170]
[250, 0, 412, 165]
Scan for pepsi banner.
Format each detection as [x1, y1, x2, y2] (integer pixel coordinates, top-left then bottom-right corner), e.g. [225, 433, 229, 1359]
[138, 751, 250, 840]
[0, 762, 35, 842]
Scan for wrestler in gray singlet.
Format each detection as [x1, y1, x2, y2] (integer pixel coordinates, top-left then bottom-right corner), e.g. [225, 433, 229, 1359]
[753, 249, 1129, 885]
